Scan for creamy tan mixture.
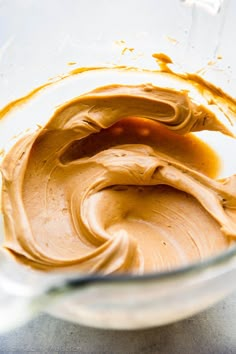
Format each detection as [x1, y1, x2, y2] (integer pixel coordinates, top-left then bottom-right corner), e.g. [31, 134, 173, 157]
[1, 84, 236, 274]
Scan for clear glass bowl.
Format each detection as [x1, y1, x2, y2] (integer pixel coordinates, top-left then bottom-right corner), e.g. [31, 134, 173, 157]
[0, 0, 236, 331]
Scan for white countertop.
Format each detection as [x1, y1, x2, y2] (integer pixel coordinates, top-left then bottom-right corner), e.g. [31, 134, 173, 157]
[0, 292, 235, 353]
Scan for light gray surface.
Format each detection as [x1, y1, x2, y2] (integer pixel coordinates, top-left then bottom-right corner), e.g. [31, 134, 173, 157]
[0, 292, 235, 353]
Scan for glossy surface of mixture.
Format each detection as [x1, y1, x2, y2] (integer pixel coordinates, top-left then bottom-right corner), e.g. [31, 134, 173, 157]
[1, 84, 236, 274]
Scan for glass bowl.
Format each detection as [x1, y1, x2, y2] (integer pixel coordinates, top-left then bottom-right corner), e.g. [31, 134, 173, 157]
[0, 0, 236, 331]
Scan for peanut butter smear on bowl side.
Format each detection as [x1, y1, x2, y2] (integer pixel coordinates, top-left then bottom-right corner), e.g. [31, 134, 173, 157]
[1, 83, 236, 274]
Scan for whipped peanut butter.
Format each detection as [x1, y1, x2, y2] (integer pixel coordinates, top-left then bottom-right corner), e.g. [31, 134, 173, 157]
[1, 83, 236, 274]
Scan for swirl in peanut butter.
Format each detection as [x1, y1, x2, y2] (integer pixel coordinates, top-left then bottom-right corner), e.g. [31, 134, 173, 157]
[1, 84, 236, 274]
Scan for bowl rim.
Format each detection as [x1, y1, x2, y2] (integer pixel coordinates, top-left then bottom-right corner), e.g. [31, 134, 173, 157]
[63, 244, 236, 289]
